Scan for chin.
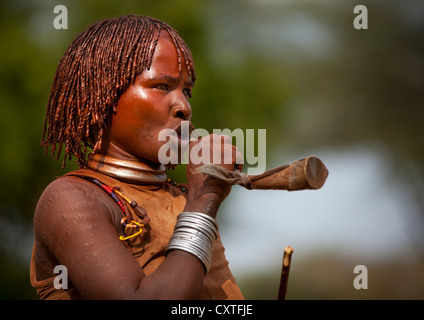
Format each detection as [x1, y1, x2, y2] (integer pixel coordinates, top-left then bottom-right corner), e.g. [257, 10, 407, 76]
[165, 163, 179, 170]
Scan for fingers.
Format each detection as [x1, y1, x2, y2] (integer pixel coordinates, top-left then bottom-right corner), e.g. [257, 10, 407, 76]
[189, 134, 243, 170]
[185, 134, 238, 211]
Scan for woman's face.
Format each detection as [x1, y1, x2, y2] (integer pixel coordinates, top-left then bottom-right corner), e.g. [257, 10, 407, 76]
[105, 31, 194, 165]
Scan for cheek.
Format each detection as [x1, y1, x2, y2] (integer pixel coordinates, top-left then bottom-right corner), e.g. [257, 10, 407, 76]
[116, 87, 169, 125]
[116, 89, 149, 120]
[112, 92, 153, 134]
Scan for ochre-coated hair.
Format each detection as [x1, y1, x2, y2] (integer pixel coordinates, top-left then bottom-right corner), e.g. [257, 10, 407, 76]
[41, 15, 196, 168]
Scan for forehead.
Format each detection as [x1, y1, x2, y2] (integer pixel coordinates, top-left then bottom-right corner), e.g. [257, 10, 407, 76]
[144, 32, 183, 77]
[135, 30, 193, 86]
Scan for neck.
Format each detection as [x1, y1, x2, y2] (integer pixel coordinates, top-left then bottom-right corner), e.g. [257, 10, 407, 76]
[87, 153, 167, 185]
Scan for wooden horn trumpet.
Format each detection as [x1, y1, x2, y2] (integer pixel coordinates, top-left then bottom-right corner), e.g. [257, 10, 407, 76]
[195, 156, 329, 191]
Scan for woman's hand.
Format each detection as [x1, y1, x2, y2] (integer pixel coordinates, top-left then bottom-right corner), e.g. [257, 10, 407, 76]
[184, 134, 243, 219]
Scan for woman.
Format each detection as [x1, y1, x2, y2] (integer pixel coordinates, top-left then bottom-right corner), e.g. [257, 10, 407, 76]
[30, 15, 244, 300]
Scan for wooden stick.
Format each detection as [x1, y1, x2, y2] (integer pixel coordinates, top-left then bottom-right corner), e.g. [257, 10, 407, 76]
[277, 246, 294, 300]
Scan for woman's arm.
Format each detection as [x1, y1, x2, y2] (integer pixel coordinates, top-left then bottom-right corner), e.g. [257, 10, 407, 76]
[34, 134, 241, 299]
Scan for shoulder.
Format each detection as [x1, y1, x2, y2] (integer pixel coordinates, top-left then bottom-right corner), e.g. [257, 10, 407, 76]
[36, 175, 112, 215]
[34, 174, 122, 248]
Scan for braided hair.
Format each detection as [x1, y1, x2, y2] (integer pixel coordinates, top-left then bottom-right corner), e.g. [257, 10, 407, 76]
[41, 15, 196, 168]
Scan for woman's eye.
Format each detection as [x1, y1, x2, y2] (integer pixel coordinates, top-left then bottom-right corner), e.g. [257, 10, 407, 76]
[183, 88, 192, 98]
[156, 84, 170, 91]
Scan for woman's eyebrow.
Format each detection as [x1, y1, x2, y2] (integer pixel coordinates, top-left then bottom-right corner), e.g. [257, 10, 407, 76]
[147, 74, 193, 87]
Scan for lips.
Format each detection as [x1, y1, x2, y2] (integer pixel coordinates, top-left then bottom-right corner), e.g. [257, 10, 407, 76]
[174, 126, 182, 140]
[174, 121, 195, 141]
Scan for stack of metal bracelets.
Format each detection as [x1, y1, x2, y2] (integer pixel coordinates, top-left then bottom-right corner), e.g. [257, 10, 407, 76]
[165, 212, 218, 273]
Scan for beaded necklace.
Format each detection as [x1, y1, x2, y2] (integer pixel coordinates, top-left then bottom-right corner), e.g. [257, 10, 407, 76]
[85, 177, 148, 240]
[167, 178, 188, 194]
[84, 155, 189, 240]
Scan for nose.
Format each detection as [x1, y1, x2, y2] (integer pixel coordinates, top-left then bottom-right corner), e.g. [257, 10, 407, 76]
[171, 96, 192, 120]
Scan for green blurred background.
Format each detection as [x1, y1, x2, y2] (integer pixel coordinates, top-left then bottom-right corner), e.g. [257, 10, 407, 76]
[1, 0, 423, 299]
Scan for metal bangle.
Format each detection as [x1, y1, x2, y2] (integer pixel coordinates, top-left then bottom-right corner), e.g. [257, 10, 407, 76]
[165, 212, 218, 273]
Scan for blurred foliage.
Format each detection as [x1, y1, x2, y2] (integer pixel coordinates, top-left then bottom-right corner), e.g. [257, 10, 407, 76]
[0, 0, 423, 299]
[237, 252, 424, 300]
